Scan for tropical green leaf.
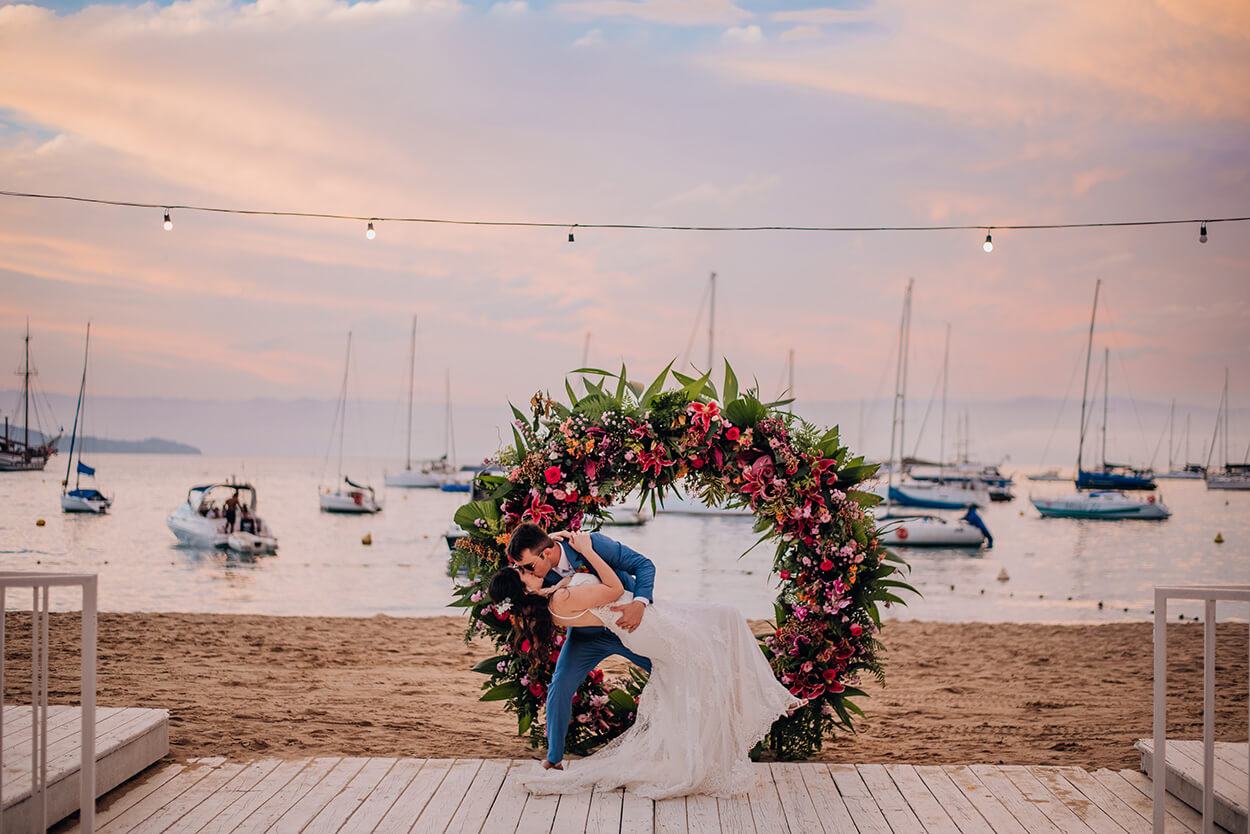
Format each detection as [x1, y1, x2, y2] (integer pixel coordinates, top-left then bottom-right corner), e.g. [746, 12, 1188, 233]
[640, 360, 675, 407]
[615, 362, 628, 400]
[480, 681, 522, 701]
[453, 500, 501, 531]
[518, 710, 533, 735]
[472, 655, 508, 674]
[724, 395, 766, 428]
[565, 378, 580, 407]
[722, 361, 739, 404]
[607, 688, 636, 711]
[570, 367, 615, 377]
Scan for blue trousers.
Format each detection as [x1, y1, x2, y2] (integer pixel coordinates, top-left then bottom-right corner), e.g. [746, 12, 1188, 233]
[546, 626, 651, 764]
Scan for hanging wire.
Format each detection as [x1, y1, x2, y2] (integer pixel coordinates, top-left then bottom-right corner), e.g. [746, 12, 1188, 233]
[2, 190, 1248, 235]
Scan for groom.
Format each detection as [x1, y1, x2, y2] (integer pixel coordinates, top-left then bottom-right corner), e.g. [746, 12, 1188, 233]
[507, 522, 655, 769]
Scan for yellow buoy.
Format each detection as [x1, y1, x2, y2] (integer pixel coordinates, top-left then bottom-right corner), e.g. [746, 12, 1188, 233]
[1214, 532, 1224, 544]
[361, 533, 373, 546]
[35, 519, 46, 527]
[996, 568, 1010, 582]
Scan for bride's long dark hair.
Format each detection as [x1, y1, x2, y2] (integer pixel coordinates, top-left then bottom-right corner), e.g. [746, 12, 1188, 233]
[488, 568, 558, 663]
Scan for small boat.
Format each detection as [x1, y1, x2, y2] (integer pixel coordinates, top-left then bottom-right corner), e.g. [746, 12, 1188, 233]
[385, 319, 460, 489]
[1027, 469, 1066, 482]
[1204, 369, 1250, 490]
[319, 333, 383, 514]
[320, 477, 383, 513]
[227, 530, 278, 554]
[878, 508, 989, 548]
[655, 491, 752, 517]
[888, 479, 990, 509]
[1074, 347, 1156, 490]
[167, 480, 277, 550]
[61, 323, 111, 514]
[1032, 490, 1170, 520]
[440, 481, 471, 493]
[602, 497, 653, 527]
[1156, 402, 1205, 479]
[1, 323, 60, 472]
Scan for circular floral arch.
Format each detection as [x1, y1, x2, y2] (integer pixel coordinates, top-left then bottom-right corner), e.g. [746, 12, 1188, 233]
[450, 363, 912, 760]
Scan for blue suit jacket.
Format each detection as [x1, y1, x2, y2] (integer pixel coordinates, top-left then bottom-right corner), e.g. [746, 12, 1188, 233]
[542, 532, 656, 619]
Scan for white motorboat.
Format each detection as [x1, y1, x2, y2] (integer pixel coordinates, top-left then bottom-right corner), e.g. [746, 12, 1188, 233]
[1207, 466, 1250, 490]
[888, 479, 991, 509]
[1027, 469, 1066, 482]
[320, 478, 383, 513]
[1032, 490, 1171, 519]
[60, 323, 112, 514]
[1156, 467, 1204, 480]
[167, 481, 277, 549]
[384, 469, 443, 488]
[878, 513, 988, 547]
[602, 496, 654, 526]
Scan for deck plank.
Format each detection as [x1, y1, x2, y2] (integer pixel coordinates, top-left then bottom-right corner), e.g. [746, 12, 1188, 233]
[686, 794, 719, 834]
[859, 763, 927, 833]
[620, 790, 654, 834]
[1021, 766, 1131, 834]
[515, 790, 560, 834]
[714, 794, 755, 834]
[374, 757, 454, 833]
[793, 763, 854, 834]
[1087, 769, 1193, 834]
[586, 788, 625, 834]
[553, 792, 595, 834]
[1115, 769, 1205, 834]
[196, 758, 313, 834]
[305, 756, 398, 831]
[123, 760, 246, 834]
[968, 764, 1068, 834]
[828, 764, 890, 834]
[447, 758, 511, 834]
[267, 756, 369, 834]
[1050, 767, 1151, 834]
[655, 795, 687, 834]
[230, 756, 342, 834]
[337, 759, 426, 834]
[942, 765, 1030, 834]
[164, 757, 282, 834]
[62, 761, 188, 834]
[410, 758, 482, 833]
[884, 764, 962, 834]
[745, 765, 789, 834]
[912, 766, 996, 834]
[769, 763, 822, 834]
[95, 759, 225, 834]
[480, 760, 532, 834]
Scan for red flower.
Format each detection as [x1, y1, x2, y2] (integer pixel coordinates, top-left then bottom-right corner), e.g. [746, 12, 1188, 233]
[849, 623, 863, 637]
[688, 401, 720, 433]
[637, 446, 670, 477]
[689, 456, 705, 469]
[521, 638, 531, 653]
[589, 669, 604, 684]
[523, 494, 557, 526]
[725, 426, 740, 441]
[779, 570, 791, 580]
[544, 466, 562, 484]
[823, 668, 838, 682]
[529, 683, 545, 698]
[828, 681, 845, 694]
[820, 559, 834, 571]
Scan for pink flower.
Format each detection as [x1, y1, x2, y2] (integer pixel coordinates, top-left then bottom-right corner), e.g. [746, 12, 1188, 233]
[725, 426, 740, 441]
[544, 466, 562, 484]
[820, 559, 834, 571]
[850, 623, 863, 637]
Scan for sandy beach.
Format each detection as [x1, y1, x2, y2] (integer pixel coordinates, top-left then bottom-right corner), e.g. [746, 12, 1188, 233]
[4, 613, 1245, 770]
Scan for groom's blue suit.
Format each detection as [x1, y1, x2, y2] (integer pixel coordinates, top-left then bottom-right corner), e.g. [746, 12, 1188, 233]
[543, 532, 655, 764]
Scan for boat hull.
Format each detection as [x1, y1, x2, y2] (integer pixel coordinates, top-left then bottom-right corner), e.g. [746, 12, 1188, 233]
[1206, 475, 1250, 490]
[61, 493, 111, 514]
[878, 515, 986, 547]
[888, 485, 989, 509]
[1075, 470, 1157, 491]
[1156, 471, 1204, 480]
[227, 532, 278, 554]
[384, 469, 443, 488]
[320, 491, 383, 513]
[1031, 492, 1170, 519]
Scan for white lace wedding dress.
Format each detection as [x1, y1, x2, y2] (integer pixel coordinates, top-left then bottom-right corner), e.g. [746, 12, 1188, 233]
[523, 573, 800, 799]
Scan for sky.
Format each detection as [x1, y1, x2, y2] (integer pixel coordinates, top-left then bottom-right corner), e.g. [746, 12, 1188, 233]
[1, 0, 1249, 453]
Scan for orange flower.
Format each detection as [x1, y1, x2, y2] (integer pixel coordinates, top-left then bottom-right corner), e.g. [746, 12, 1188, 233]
[496, 533, 510, 545]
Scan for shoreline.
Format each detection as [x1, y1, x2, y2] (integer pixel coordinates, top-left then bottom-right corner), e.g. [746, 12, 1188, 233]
[4, 613, 1245, 770]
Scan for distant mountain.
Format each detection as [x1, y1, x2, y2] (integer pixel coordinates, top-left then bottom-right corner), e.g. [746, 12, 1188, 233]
[6, 427, 200, 454]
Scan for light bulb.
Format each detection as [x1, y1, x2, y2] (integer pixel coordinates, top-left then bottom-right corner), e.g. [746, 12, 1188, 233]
[568, 227, 575, 243]
[366, 221, 376, 240]
[983, 232, 993, 253]
[1199, 222, 1207, 244]
[163, 211, 173, 232]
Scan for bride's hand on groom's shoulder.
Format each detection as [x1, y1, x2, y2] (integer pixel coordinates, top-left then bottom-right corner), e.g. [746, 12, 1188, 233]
[552, 530, 593, 553]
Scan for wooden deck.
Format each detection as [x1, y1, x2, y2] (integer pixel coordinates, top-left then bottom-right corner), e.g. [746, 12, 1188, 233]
[52, 756, 1224, 833]
[1137, 739, 1247, 834]
[2, 705, 169, 832]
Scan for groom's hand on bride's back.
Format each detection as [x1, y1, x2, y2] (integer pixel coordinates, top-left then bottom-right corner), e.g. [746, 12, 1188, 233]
[611, 599, 646, 632]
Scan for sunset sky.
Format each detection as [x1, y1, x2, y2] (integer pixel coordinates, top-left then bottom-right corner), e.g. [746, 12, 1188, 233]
[1, 0, 1248, 428]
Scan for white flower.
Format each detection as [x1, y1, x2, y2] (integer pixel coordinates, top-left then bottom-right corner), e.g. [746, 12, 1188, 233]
[495, 599, 513, 614]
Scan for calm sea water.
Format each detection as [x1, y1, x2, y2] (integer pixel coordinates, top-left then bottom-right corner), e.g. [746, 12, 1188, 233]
[2, 454, 1247, 622]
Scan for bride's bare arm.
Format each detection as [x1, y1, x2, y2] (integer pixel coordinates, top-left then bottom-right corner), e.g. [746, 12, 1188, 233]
[548, 531, 624, 615]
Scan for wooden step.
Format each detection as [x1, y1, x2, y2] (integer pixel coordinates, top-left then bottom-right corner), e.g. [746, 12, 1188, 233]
[1137, 738, 1247, 834]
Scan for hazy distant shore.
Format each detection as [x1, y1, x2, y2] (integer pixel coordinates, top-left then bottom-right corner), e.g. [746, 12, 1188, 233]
[5, 613, 1244, 768]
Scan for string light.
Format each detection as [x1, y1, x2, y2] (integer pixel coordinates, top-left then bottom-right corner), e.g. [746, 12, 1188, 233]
[568, 225, 576, 243]
[366, 221, 376, 240]
[162, 210, 172, 231]
[1200, 222, 1208, 244]
[2, 190, 1246, 241]
[983, 231, 993, 253]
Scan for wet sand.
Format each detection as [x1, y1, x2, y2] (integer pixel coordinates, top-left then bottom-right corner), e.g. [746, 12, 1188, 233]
[4, 613, 1245, 769]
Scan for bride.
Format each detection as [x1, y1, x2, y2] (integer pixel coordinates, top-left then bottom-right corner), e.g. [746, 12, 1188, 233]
[487, 529, 802, 798]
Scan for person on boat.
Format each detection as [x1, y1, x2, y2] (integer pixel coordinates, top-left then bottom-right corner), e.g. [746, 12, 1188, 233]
[238, 505, 257, 535]
[223, 492, 240, 533]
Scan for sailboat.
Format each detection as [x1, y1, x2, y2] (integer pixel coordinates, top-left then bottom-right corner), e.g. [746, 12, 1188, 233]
[319, 332, 382, 514]
[658, 272, 751, 517]
[1156, 401, 1205, 479]
[385, 317, 454, 488]
[1074, 347, 1156, 490]
[1, 322, 60, 472]
[1032, 281, 1170, 520]
[889, 326, 992, 510]
[1205, 368, 1250, 490]
[60, 323, 111, 513]
[877, 281, 990, 548]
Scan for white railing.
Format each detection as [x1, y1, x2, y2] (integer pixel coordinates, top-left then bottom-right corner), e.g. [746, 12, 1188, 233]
[1153, 585, 1250, 834]
[0, 573, 97, 834]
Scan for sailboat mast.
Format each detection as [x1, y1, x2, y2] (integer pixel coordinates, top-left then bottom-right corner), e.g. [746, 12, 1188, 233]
[1205, 379, 1225, 472]
[1225, 367, 1230, 471]
[444, 369, 457, 468]
[940, 324, 949, 478]
[1101, 347, 1109, 468]
[787, 348, 795, 401]
[887, 279, 913, 504]
[23, 319, 31, 451]
[707, 273, 716, 372]
[405, 316, 416, 472]
[1076, 280, 1100, 477]
[1185, 413, 1191, 467]
[1168, 399, 1175, 471]
[65, 324, 90, 490]
[582, 332, 591, 367]
[336, 333, 352, 483]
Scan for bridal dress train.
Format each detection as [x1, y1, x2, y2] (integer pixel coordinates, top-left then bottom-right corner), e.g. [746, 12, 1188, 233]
[523, 573, 800, 799]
